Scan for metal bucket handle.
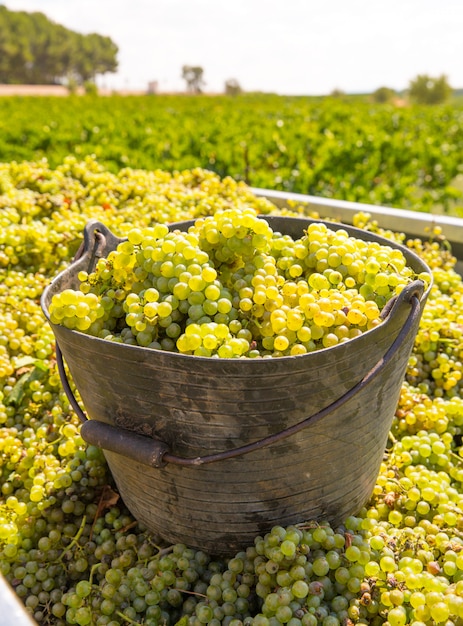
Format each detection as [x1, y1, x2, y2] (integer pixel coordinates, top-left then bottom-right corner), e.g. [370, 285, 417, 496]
[54, 222, 425, 468]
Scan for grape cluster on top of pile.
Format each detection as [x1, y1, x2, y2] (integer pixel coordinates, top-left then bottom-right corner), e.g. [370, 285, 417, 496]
[49, 205, 429, 359]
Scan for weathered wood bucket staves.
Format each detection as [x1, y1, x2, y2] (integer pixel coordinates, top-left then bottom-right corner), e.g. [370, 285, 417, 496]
[41, 216, 432, 555]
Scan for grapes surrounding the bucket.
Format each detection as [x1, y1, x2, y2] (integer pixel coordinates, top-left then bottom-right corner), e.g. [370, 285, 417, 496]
[48, 208, 430, 358]
[1, 157, 463, 626]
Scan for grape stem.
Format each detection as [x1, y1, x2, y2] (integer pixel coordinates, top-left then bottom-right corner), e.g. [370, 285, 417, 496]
[115, 612, 142, 625]
[152, 544, 175, 558]
[58, 515, 87, 561]
[88, 561, 101, 587]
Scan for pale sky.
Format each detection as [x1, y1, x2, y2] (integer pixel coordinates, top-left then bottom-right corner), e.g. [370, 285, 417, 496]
[2, 0, 463, 95]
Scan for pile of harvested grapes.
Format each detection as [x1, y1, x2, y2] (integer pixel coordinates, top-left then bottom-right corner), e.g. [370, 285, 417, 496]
[1, 156, 463, 626]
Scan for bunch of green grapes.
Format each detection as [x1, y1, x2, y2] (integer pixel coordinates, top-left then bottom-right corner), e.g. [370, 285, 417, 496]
[193, 208, 274, 268]
[273, 221, 417, 310]
[49, 208, 429, 359]
[402, 229, 463, 400]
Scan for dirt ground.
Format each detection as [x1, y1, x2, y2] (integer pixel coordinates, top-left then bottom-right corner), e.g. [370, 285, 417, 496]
[0, 84, 148, 96]
[0, 84, 75, 96]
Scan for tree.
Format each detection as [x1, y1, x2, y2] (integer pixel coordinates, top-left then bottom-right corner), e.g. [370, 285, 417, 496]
[224, 78, 242, 96]
[372, 86, 397, 103]
[0, 6, 118, 85]
[408, 74, 452, 105]
[72, 32, 118, 84]
[182, 65, 205, 94]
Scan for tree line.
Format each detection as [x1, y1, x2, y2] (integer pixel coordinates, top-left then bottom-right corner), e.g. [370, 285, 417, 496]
[0, 6, 118, 86]
[372, 75, 453, 105]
